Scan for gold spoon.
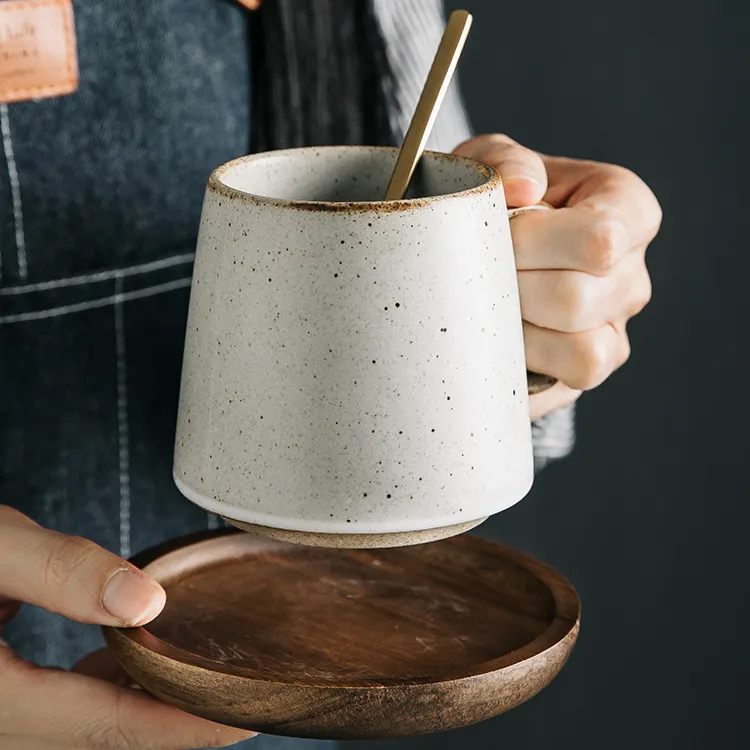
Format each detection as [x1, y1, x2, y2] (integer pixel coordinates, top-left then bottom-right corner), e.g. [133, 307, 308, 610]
[384, 10, 557, 396]
[384, 10, 473, 201]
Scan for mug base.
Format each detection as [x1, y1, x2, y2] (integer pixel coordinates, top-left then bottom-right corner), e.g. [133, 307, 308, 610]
[220, 516, 488, 549]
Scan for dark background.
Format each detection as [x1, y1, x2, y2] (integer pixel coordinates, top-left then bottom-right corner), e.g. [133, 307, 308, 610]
[356, 1, 749, 748]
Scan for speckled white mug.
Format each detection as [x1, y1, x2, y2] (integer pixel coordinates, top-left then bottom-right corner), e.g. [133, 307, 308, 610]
[174, 146, 543, 548]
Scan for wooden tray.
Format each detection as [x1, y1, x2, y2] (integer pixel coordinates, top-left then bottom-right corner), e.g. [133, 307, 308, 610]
[104, 530, 580, 740]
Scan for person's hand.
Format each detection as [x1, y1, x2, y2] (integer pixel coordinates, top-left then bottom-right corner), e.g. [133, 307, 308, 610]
[0, 505, 255, 749]
[454, 134, 662, 420]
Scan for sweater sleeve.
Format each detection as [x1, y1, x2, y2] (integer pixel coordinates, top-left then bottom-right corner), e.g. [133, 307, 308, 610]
[532, 403, 576, 471]
[372, 0, 576, 471]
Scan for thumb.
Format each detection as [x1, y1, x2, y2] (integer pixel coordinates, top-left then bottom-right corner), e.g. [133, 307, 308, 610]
[0, 505, 166, 627]
[454, 133, 548, 207]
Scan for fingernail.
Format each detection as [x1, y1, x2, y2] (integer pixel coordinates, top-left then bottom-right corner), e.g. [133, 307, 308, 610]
[502, 175, 544, 207]
[102, 569, 166, 626]
[502, 175, 541, 191]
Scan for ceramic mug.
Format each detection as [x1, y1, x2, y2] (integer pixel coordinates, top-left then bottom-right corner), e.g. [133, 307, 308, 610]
[174, 146, 553, 548]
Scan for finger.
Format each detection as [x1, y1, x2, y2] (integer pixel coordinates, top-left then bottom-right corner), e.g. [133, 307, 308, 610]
[0, 736, 88, 750]
[0, 656, 255, 749]
[0, 506, 165, 627]
[510, 204, 631, 275]
[529, 381, 582, 422]
[454, 134, 548, 207]
[524, 320, 631, 391]
[518, 253, 651, 332]
[540, 155, 663, 245]
[73, 649, 133, 688]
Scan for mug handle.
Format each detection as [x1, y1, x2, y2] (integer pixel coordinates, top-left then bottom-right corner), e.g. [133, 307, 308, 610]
[507, 202, 558, 396]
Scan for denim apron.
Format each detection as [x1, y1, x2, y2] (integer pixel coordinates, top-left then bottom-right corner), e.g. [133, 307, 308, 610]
[0, 1, 332, 747]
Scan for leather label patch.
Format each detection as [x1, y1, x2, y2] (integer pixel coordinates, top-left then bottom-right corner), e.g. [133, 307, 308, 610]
[0, 0, 78, 104]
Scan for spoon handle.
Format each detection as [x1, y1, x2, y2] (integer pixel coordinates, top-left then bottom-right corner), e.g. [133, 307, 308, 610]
[384, 10, 473, 201]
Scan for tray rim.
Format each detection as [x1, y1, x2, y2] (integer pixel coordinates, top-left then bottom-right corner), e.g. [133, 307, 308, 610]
[104, 529, 580, 690]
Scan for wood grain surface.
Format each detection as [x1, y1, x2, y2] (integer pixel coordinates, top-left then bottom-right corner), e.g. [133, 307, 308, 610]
[104, 530, 579, 739]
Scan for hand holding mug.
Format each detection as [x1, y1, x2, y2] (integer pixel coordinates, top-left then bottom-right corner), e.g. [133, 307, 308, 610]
[455, 134, 662, 420]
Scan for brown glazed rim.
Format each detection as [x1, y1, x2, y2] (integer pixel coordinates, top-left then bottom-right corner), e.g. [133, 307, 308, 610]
[207, 145, 500, 213]
[208, 146, 557, 395]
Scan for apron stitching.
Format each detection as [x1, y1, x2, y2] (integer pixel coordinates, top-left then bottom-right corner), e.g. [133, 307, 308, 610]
[114, 273, 131, 560]
[0, 104, 28, 280]
[0, 252, 195, 296]
[0, 276, 192, 324]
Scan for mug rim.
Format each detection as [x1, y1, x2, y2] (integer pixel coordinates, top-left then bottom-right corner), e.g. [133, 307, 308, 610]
[207, 145, 500, 213]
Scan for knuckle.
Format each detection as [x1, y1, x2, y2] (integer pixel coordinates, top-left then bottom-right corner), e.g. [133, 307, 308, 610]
[485, 132, 518, 149]
[634, 271, 653, 314]
[79, 721, 128, 750]
[43, 535, 102, 592]
[571, 333, 613, 390]
[605, 163, 638, 183]
[454, 133, 517, 159]
[606, 165, 663, 239]
[73, 692, 134, 750]
[643, 192, 663, 239]
[583, 209, 627, 274]
[618, 334, 632, 368]
[486, 136, 534, 166]
[601, 163, 642, 192]
[650, 201, 664, 236]
[78, 690, 240, 750]
[626, 267, 653, 318]
[622, 167, 663, 237]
